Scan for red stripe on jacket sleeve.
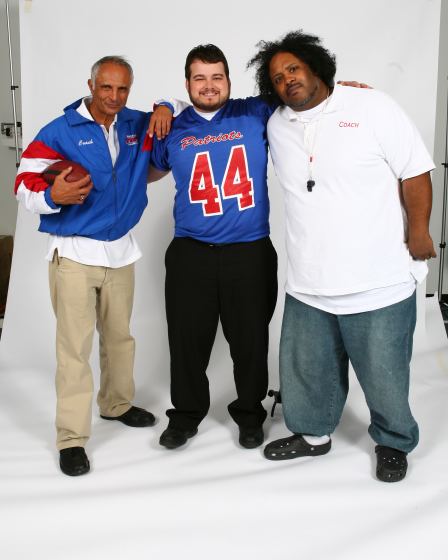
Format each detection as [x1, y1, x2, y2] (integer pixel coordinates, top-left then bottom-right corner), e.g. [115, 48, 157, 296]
[14, 172, 49, 194]
[15, 140, 66, 193]
[21, 140, 65, 160]
[142, 134, 153, 152]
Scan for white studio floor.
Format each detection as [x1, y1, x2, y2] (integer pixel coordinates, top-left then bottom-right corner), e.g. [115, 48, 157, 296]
[0, 296, 447, 560]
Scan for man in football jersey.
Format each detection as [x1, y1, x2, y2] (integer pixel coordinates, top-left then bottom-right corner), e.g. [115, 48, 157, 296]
[247, 31, 436, 481]
[149, 44, 278, 450]
[15, 56, 158, 476]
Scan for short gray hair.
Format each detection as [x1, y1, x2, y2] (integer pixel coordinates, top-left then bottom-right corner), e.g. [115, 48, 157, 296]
[90, 56, 134, 86]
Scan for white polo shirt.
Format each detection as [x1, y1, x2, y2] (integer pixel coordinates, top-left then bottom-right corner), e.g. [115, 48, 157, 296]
[267, 85, 435, 313]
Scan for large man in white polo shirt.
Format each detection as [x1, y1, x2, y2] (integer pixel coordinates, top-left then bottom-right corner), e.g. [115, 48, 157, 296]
[248, 31, 436, 482]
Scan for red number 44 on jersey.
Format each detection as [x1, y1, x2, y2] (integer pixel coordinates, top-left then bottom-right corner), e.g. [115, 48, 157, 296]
[189, 145, 254, 216]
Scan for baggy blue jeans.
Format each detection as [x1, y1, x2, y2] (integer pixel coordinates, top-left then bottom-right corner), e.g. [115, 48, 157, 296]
[279, 292, 419, 453]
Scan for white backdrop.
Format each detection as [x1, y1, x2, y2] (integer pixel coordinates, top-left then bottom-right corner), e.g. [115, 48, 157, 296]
[0, 0, 442, 374]
[1, 1, 447, 559]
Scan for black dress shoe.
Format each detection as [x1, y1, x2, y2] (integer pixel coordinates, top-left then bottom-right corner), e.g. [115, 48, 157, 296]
[100, 406, 156, 427]
[264, 434, 331, 460]
[159, 426, 198, 449]
[59, 447, 90, 476]
[375, 445, 408, 482]
[239, 426, 264, 449]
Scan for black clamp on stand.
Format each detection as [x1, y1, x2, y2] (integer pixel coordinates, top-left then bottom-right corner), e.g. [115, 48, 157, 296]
[267, 389, 282, 417]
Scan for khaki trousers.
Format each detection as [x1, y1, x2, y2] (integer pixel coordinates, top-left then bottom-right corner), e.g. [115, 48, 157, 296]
[49, 252, 135, 450]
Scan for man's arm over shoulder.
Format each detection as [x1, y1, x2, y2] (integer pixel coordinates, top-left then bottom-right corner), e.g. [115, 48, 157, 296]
[240, 95, 278, 121]
[148, 98, 191, 140]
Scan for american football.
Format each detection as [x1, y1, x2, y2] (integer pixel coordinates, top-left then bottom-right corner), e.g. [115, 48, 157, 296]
[42, 160, 89, 185]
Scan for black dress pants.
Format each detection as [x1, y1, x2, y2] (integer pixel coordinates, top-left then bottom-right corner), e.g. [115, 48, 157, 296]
[164, 236, 278, 430]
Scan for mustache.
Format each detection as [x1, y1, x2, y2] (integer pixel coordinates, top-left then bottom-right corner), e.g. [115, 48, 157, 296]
[199, 88, 220, 94]
[286, 81, 304, 94]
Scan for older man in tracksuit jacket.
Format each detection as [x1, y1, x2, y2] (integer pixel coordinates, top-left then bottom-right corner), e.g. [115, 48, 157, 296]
[15, 56, 155, 476]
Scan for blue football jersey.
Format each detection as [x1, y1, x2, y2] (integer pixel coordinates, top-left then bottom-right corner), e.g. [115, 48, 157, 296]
[151, 97, 274, 244]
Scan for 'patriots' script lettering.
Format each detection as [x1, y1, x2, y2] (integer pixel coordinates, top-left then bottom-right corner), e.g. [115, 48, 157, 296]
[181, 131, 243, 150]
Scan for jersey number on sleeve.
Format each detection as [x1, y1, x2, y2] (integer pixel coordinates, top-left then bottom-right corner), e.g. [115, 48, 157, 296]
[189, 145, 254, 216]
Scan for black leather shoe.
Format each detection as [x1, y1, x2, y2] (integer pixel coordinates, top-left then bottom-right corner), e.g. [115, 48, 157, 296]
[159, 426, 198, 449]
[375, 445, 408, 482]
[100, 406, 156, 427]
[239, 426, 264, 449]
[264, 434, 331, 460]
[59, 447, 90, 476]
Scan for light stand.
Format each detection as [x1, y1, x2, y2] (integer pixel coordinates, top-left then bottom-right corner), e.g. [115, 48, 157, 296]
[438, 78, 448, 303]
[4, 0, 20, 167]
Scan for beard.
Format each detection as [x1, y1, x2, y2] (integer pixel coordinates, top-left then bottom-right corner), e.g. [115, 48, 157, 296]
[188, 89, 229, 113]
[286, 83, 319, 111]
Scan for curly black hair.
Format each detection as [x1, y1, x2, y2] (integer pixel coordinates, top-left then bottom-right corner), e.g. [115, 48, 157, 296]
[185, 44, 230, 79]
[247, 30, 336, 105]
